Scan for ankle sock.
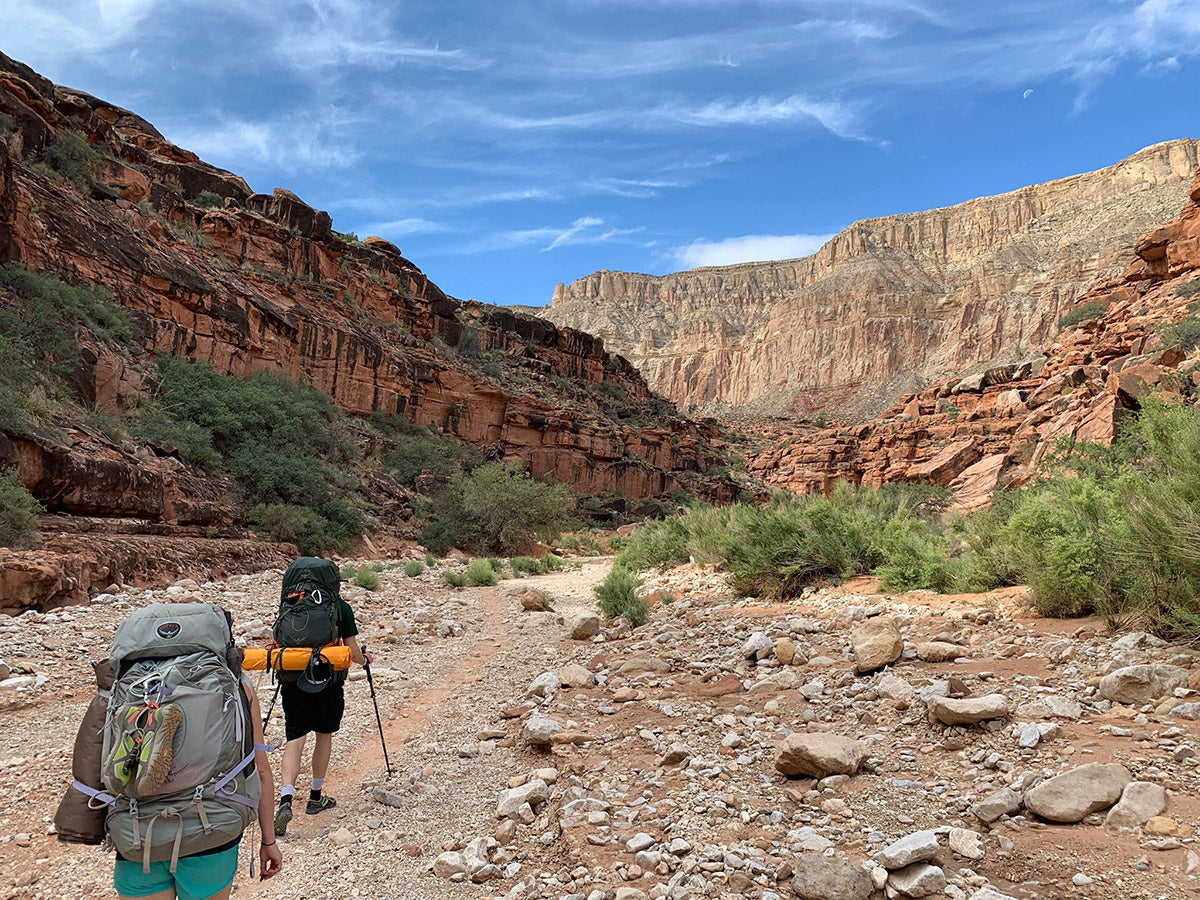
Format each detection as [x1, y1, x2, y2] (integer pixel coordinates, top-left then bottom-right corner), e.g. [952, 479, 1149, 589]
[280, 785, 294, 805]
[311, 778, 325, 792]
[309, 788, 322, 802]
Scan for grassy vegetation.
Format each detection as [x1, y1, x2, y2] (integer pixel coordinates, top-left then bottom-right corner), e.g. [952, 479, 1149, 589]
[370, 413, 481, 487]
[1157, 303, 1200, 353]
[194, 190, 224, 209]
[595, 567, 647, 626]
[38, 128, 100, 192]
[510, 555, 543, 576]
[0, 263, 134, 431]
[340, 564, 381, 591]
[614, 401, 1200, 638]
[1059, 300, 1108, 330]
[466, 558, 498, 586]
[420, 462, 575, 555]
[403, 560, 426, 577]
[444, 570, 468, 588]
[1177, 281, 1200, 299]
[0, 467, 41, 548]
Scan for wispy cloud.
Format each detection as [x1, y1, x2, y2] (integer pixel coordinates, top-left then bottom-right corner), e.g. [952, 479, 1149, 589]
[165, 114, 363, 172]
[358, 217, 451, 237]
[672, 233, 836, 269]
[478, 216, 645, 252]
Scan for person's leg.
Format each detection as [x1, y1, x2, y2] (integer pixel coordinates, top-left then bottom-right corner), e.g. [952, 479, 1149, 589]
[171, 844, 239, 900]
[117, 892, 176, 900]
[114, 857, 175, 900]
[311, 732, 333, 782]
[275, 734, 306, 835]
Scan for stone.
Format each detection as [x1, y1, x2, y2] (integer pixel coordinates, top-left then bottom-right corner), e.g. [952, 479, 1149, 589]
[570, 613, 601, 640]
[775, 637, 798, 665]
[433, 851, 468, 878]
[1098, 664, 1188, 704]
[559, 663, 596, 688]
[330, 827, 356, 847]
[775, 733, 868, 778]
[970, 788, 1021, 824]
[743, 631, 774, 659]
[948, 828, 985, 860]
[614, 889, 648, 900]
[927, 693, 1008, 725]
[497, 779, 550, 819]
[1023, 763, 1132, 823]
[1104, 782, 1167, 832]
[626, 832, 656, 852]
[915, 641, 963, 662]
[968, 890, 1019, 900]
[851, 616, 903, 673]
[790, 853, 874, 900]
[889, 863, 946, 897]
[1145, 815, 1178, 836]
[1017, 722, 1059, 749]
[874, 830, 939, 869]
[526, 671, 560, 698]
[521, 716, 565, 746]
[878, 674, 916, 709]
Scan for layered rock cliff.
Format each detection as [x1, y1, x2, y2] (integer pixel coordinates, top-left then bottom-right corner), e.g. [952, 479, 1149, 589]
[545, 139, 1200, 418]
[0, 52, 738, 607]
[747, 165, 1200, 509]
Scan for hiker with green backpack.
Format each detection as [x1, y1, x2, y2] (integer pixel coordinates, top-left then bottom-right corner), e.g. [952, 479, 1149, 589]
[54, 602, 283, 900]
[269, 557, 371, 837]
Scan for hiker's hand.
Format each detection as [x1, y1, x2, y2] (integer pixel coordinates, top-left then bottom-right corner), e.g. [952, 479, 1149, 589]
[260, 841, 282, 879]
[365, 650, 375, 665]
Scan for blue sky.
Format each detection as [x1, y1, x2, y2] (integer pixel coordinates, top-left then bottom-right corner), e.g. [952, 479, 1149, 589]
[2, 1, 1199, 306]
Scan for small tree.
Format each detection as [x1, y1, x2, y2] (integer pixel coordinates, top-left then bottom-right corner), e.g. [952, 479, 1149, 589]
[0, 467, 41, 547]
[421, 462, 575, 554]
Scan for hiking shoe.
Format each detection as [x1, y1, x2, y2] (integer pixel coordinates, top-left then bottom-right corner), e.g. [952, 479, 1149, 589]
[274, 801, 293, 837]
[306, 795, 337, 815]
[133, 704, 182, 796]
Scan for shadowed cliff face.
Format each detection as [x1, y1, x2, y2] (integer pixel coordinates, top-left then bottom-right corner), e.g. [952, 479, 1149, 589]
[544, 139, 1200, 418]
[0, 52, 738, 518]
[746, 166, 1200, 510]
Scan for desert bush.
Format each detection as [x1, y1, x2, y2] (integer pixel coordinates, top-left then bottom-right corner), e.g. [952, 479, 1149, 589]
[0, 467, 41, 547]
[420, 462, 574, 555]
[444, 571, 467, 588]
[540, 553, 564, 571]
[250, 504, 336, 556]
[1158, 316, 1200, 353]
[466, 558, 498, 587]
[424, 553, 437, 567]
[1176, 281, 1200, 299]
[194, 190, 223, 208]
[379, 419, 480, 487]
[354, 568, 381, 590]
[403, 560, 425, 577]
[595, 567, 647, 626]
[510, 555, 543, 576]
[40, 128, 99, 191]
[616, 516, 691, 572]
[1058, 301, 1108, 330]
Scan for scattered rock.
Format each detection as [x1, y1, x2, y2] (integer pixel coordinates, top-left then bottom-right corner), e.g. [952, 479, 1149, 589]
[558, 663, 596, 688]
[569, 613, 600, 640]
[790, 853, 874, 900]
[889, 862, 947, 897]
[1098, 664, 1188, 704]
[915, 640, 963, 662]
[851, 616, 903, 673]
[875, 830, 939, 869]
[949, 827, 985, 860]
[1023, 763, 1132, 823]
[1104, 781, 1167, 832]
[775, 733, 868, 778]
[927, 693, 1009, 725]
[970, 788, 1021, 824]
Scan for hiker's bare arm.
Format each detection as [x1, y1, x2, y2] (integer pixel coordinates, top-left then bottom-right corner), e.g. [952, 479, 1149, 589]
[244, 683, 282, 879]
[347, 636, 372, 666]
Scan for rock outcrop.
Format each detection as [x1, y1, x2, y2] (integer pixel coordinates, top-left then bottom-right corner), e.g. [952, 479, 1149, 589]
[544, 140, 1199, 418]
[748, 163, 1200, 508]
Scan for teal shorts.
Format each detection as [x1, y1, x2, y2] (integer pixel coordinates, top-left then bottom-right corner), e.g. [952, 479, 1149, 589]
[114, 845, 239, 900]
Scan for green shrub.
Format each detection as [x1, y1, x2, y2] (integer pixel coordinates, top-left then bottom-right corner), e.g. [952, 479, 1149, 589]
[466, 558, 497, 586]
[40, 128, 99, 191]
[250, 503, 335, 556]
[616, 517, 691, 572]
[0, 467, 41, 547]
[194, 190, 223, 208]
[444, 571, 467, 588]
[1058, 301, 1108, 330]
[403, 560, 425, 577]
[1176, 281, 1200, 299]
[540, 553, 565, 571]
[510, 555, 543, 576]
[380, 423, 480, 487]
[595, 567, 647, 626]
[1158, 316, 1200, 353]
[424, 553, 437, 567]
[354, 568, 381, 590]
[420, 462, 575, 555]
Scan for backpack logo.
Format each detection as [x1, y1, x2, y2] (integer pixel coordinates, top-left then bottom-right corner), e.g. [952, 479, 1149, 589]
[156, 622, 182, 639]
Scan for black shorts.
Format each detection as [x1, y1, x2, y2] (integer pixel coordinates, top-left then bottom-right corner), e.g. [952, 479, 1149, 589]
[281, 680, 345, 741]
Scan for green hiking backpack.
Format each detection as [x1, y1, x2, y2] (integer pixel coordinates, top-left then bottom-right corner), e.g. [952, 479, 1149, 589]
[273, 557, 345, 685]
[74, 603, 262, 873]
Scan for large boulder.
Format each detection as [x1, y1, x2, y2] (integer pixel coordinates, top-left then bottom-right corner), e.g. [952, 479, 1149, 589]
[1098, 664, 1188, 705]
[790, 853, 874, 900]
[1024, 763, 1131, 823]
[775, 733, 867, 778]
[851, 616, 903, 673]
[970, 788, 1020, 824]
[927, 693, 1009, 725]
[569, 613, 601, 640]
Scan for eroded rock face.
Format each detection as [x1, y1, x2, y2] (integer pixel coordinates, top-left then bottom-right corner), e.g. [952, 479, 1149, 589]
[544, 140, 1199, 418]
[749, 162, 1200, 509]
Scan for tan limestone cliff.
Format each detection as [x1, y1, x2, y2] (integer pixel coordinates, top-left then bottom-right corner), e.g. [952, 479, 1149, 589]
[545, 139, 1199, 418]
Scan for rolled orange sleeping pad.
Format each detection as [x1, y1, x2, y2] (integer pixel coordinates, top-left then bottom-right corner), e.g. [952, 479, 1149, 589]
[242, 645, 352, 671]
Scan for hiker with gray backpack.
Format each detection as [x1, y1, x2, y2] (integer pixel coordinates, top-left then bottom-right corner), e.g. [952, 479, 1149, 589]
[54, 602, 283, 900]
[268, 556, 371, 837]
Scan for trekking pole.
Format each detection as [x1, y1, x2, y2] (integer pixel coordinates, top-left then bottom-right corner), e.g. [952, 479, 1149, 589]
[362, 644, 393, 777]
[263, 680, 281, 731]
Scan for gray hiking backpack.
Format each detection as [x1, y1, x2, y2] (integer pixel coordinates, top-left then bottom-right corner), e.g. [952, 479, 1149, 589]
[73, 603, 262, 872]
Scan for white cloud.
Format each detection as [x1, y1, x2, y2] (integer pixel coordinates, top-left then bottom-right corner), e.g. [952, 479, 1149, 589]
[165, 114, 362, 172]
[672, 233, 836, 269]
[478, 216, 644, 253]
[359, 217, 451, 237]
[659, 95, 863, 138]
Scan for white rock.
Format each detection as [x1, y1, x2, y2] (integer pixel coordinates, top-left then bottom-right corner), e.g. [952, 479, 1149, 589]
[1099, 664, 1188, 704]
[743, 631, 775, 660]
[948, 828, 985, 860]
[889, 863, 946, 897]
[1104, 781, 1167, 832]
[526, 671, 560, 698]
[1024, 763, 1131, 823]
[927, 693, 1008, 725]
[875, 831, 939, 869]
